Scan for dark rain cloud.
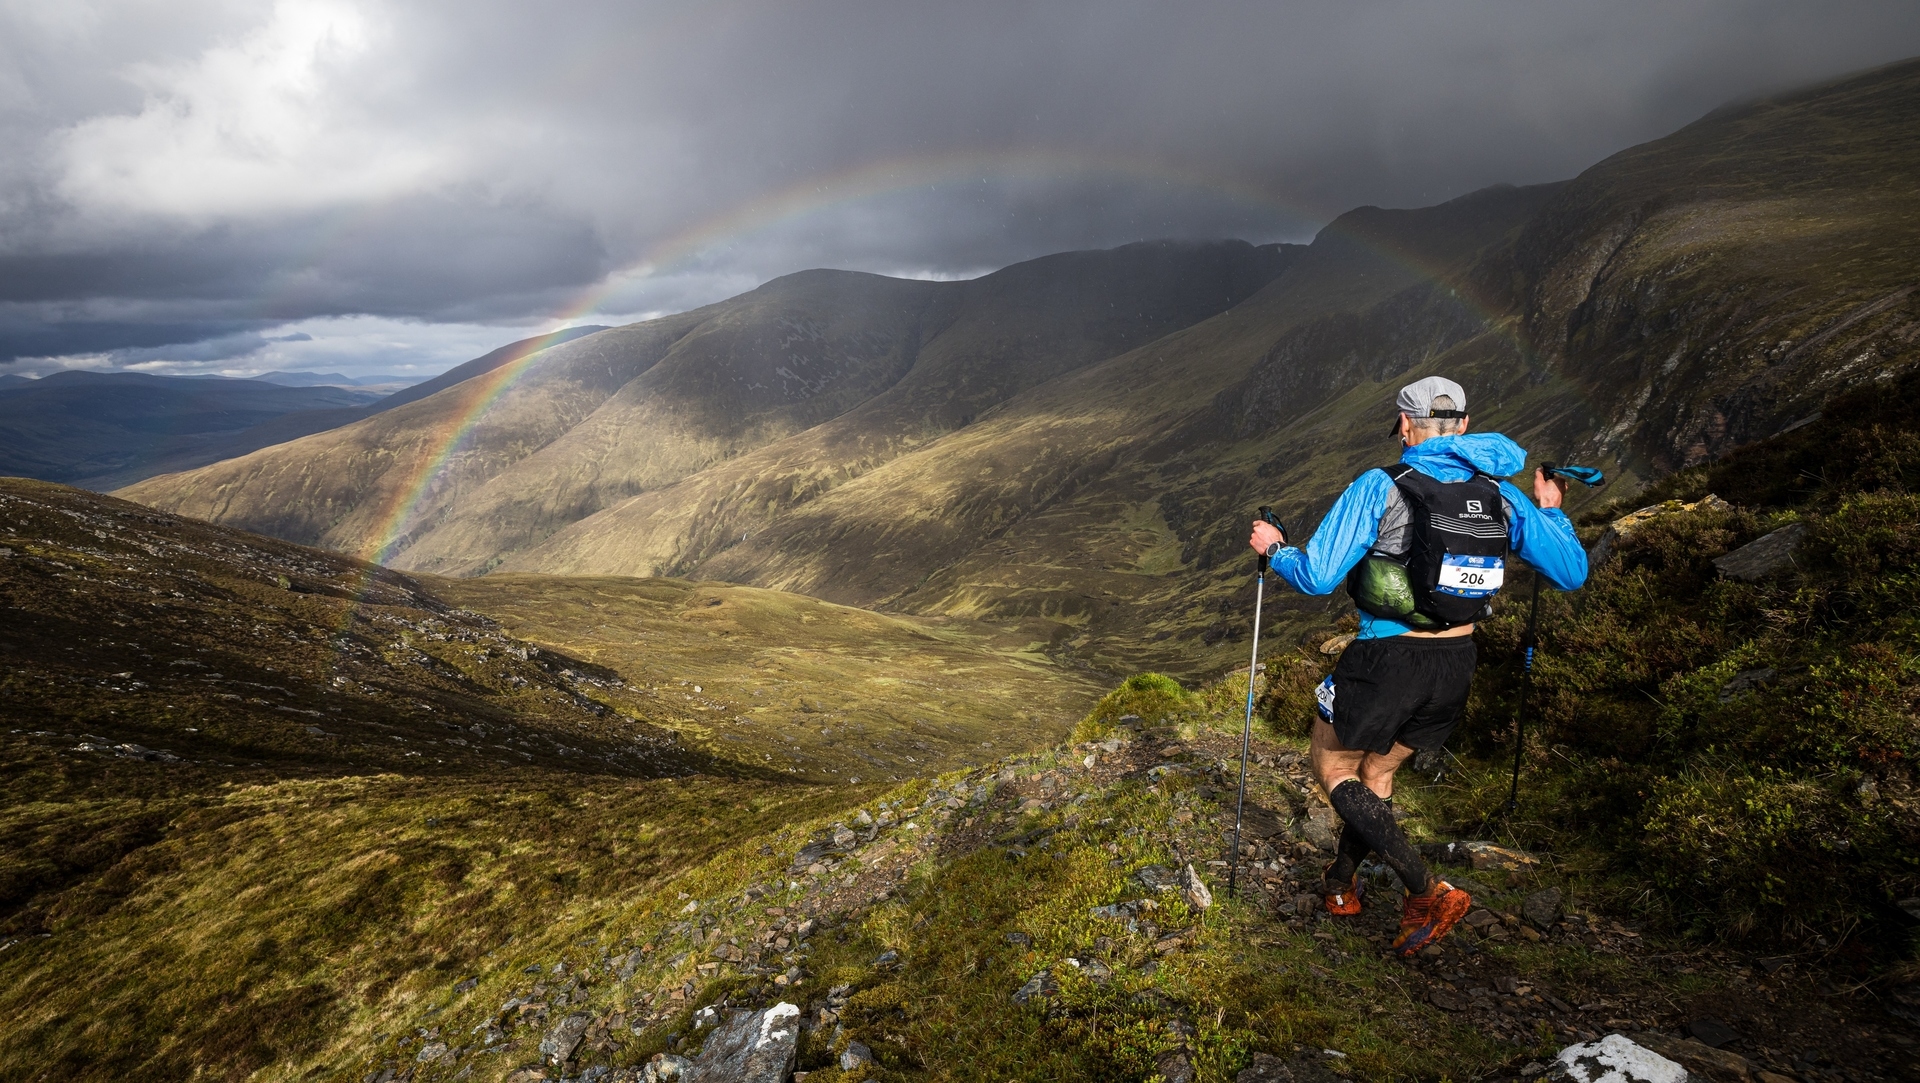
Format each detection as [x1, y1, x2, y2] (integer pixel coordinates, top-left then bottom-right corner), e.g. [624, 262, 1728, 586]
[3, 0, 1919, 366]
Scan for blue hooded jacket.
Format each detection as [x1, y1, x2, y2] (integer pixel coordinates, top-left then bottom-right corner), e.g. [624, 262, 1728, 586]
[1269, 433, 1589, 639]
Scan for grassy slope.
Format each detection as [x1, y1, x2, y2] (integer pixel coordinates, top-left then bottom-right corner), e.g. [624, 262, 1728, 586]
[1429, 367, 1920, 950]
[0, 481, 1099, 1083]
[317, 683, 1908, 1083]
[431, 575, 1105, 782]
[392, 272, 948, 577]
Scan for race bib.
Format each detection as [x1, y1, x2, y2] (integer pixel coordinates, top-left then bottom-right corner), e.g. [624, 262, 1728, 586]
[1315, 675, 1336, 721]
[1435, 553, 1504, 597]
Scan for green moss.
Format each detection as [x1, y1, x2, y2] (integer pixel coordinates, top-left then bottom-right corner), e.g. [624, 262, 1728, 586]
[1071, 674, 1194, 742]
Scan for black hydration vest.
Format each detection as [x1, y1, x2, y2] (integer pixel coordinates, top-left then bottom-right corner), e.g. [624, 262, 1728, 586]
[1345, 463, 1510, 629]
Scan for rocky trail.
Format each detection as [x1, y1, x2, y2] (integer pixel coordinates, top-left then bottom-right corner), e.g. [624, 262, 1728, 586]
[358, 720, 1917, 1083]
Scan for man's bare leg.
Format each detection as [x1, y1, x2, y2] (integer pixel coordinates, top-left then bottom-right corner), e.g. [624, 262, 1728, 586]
[1310, 718, 1416, 800]
[1309, 718, 1433, 896]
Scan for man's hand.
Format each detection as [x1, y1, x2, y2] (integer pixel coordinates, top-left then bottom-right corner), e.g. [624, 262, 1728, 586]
[1249, 518, 1286, 556]
[1534, 467, 1568, 509]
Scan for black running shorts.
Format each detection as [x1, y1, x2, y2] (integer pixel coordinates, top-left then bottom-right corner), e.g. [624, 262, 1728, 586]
[1325, 634, 1477, 754]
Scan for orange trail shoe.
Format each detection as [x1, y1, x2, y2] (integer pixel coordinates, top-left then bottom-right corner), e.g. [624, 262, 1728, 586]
[1392, 881, 1471, 956]
[1322, 865, 1363, 916]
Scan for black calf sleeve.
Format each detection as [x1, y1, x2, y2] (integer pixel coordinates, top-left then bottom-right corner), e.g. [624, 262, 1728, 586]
[1328, 780, 1429, 895]
[1326, 798, 1385, 886]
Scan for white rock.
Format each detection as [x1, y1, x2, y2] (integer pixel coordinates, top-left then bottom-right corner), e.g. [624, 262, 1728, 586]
[1548, 1034, 1689, 1083]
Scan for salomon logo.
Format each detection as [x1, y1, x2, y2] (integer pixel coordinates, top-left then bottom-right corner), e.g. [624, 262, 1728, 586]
[1465, 500, 1483, 514]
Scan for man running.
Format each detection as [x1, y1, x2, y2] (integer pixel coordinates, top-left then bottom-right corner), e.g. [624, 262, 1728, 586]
[1246, 376, 1588, 956]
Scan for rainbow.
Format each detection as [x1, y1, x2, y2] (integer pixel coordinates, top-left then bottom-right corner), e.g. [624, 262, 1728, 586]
[355, 324, 591, 566]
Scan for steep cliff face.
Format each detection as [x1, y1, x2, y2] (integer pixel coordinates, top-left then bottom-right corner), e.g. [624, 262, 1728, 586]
[1510, 58, 1920, 472]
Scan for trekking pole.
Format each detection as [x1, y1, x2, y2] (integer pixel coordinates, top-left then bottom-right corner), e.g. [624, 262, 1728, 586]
[1505, 574, 1541, 814]
[1505, 462, 1605, 814]
[1230, 507, 1286, 898]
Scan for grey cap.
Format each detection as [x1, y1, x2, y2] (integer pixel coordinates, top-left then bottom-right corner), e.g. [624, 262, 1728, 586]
[1389, 375, 1468, 435]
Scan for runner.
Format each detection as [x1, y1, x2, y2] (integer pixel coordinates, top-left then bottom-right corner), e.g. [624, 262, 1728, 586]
[1246, 376, 1588, 956]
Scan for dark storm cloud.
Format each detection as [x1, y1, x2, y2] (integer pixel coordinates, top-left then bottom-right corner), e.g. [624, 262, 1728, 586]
[4, 0, 1920, 366]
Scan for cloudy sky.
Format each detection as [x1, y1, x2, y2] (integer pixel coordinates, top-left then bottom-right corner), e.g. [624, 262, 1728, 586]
[3, 0, 1918, 378]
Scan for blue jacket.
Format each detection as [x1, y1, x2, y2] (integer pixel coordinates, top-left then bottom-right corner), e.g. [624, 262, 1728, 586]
[1269, 433, 1589, 639]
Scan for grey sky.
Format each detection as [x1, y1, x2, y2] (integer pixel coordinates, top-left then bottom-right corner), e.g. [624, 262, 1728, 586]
[3, 0, 1918, 376]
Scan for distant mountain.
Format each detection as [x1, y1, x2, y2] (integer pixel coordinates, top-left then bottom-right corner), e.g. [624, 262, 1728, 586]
[247, 371, 418, 388]
[0, 372, 386, 490]
[124, 59, 1920, 676]
[0, 327, 612, 491]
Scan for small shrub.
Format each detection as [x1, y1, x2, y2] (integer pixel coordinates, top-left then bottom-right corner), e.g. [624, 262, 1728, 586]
[1638, 766, 1890, 938]
[1071, 673, 1193, 742]
[1436, 393, 1920, 953]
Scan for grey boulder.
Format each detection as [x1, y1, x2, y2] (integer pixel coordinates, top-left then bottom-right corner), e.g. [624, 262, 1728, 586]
[1180, 863, 1213, 910]
[1713, 522, 1808, 582]
[1523, 886, 1563, 930]
[1012, 970, 1058, 1005]
[683, 1003, 801, 1083]
[1299, 808, 1340, 852]
[540, 1011, 592, 1065]
[839, 1040, 875, 1070]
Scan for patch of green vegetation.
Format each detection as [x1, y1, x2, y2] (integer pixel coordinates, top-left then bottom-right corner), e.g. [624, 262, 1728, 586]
[0, 767, 880, 1083]
[1434, 370, 1920, 954]
[1072, 673, 1193, 742]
